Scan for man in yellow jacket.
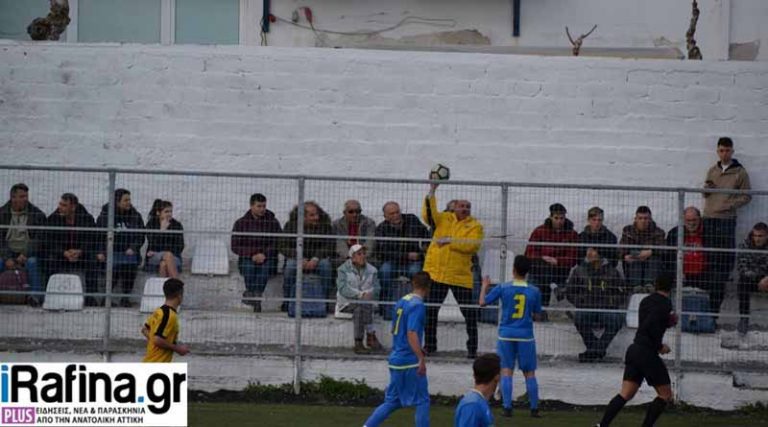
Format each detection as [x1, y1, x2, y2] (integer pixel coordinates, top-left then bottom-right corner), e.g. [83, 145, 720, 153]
[422, 182, 484, 358]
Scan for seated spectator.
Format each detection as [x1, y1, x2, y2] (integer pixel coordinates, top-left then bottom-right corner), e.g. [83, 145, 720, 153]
[375, 201, 429, 312]
[46, 193, 99, 306]
[337, 244, 382, 354]
[332, 200, 376, 267]
[145, 199, 184, 279]
[231, 193, 282, 313]
[736, 222, 768, 334]
[281, 201, 335, 312]
[578, 207, 619, 267]
[524, 203, 579, 311]
[619, 206, 665, 288]
[664, 207, 718, 310]
[0, 183, 46, 306]
[566, 247, 627, 362]
[96, 189, 145, 308]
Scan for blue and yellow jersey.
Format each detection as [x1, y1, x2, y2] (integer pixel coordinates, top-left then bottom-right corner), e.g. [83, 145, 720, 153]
[388, 293, 425, 368]
[142, 305, 179, 363]
[485, 280, 542, 341]
[454, 389, 494, 427]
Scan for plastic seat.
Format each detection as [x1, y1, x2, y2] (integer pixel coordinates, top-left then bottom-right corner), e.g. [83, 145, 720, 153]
[140, 277, 167, 313]
[191, 238, 230, 275]
[43, 274, 84, 311]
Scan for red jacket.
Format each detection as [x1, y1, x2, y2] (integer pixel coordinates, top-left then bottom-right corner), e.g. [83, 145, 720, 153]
[525, 218, 579, 269]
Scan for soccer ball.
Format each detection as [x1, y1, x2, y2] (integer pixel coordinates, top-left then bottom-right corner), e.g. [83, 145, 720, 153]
[430, 163, 450, 181]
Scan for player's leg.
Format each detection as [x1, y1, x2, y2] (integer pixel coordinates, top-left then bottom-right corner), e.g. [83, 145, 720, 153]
[519, 341, 540, 417]
[598, 345, 643, 427]
[641, 356, 673, 427]
[364, 369, 403, 427]
[497, 340, 515, 415]
[413, 372, 430, 427]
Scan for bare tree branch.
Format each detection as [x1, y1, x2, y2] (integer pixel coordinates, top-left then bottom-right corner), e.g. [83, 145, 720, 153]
[27, 0, 71, 41]
[686, 0, 703, 60]
[565, 24, 598, 56]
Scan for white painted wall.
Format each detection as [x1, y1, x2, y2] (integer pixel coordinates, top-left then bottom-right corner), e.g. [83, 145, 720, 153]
[250, 0, 768, 60]
[0, 42, 767, 250]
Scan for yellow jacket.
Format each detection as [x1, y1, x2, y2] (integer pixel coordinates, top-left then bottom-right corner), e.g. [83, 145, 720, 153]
[422, 194, 484, 288]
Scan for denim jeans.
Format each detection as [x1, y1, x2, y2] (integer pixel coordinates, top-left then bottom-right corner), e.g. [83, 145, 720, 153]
[378, 261, 422, 303]
[574, 311, 625, 354]
[283, 258, 333, 300]
[238, 257, 276, 294]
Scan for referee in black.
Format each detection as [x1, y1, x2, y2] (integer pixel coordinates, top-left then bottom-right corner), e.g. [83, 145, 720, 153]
[596, 272, 677, 427]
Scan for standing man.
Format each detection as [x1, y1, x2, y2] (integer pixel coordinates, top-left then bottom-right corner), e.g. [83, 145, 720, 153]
[479, 255, 543, 418]
[454, 353, 500, 427]
[422, 183, 484, 358]
[142, 278, 190, 363]
[364, 272, 432, 427]
[231, 193, 282, 313]
[595, 273, 677, 427]
[703, 137, 751, 315]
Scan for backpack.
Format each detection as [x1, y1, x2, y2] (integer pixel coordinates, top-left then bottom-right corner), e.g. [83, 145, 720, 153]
[0, 269, 29, 305]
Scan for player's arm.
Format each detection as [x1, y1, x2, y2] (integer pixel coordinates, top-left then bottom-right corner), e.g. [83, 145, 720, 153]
[407, 331, 426, 375]
[141, 323, 150, 340]
[479, 276, 499, 307]
[151, 335, 190, 356]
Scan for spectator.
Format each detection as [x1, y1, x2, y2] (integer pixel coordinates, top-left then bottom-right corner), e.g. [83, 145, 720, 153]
[336, 244, 382, 354]
[422, 183, 484, 358]
[281, 201, 335, 312]
[96, 188, 145, 308]
[0, 183, 46, 306]
[566, 247, 627, 363]
[524, 203, 579, 312]
[619, 206, 665, 288]
[231, 193, 282, 313]
[703, 137, 751, 309]
[664, 207, 718, 310]
[332, 200, 376, 267]
[375, 201, 430, 312]
[578, 206, 619, 267]
[736, 222, 768, 335]
[145, 199, 184, 279]
[46, 193, 99, 306]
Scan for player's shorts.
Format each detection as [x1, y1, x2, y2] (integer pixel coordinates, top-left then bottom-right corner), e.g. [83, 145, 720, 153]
[497, 339, 537, 372]
[384, 366, 430, 407]
[623, 343, 671, 387]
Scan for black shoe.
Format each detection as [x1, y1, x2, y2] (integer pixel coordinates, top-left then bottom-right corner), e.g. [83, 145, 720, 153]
[241, 291, 254, 306]
[530, 409, 542, 418]
[738, 318, 749, 335]
[253, 301, 262, 313]
[280, 302, 288, 312]
[27, 296, 41, 307]
[85, 297, 99, 307]
[502, 408, 513, 417]
[579, 351, 600, 363]
[119, 298, 132, 308]
[467, 350, 477, 359]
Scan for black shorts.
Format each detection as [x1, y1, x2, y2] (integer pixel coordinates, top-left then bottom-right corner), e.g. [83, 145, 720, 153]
[622, 343, 671, 387]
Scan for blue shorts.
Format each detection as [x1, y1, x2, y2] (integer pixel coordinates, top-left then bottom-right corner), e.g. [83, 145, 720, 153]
[144, 251, 182, 272]
[497, 339, 537, 372]
[384, 367, 429, 407]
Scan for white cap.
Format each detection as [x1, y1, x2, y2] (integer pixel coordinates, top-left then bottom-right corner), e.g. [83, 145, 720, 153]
[348, 244, 365, 258]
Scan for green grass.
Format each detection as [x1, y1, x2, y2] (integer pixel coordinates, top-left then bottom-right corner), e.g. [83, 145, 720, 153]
[189, 403, 768, 427]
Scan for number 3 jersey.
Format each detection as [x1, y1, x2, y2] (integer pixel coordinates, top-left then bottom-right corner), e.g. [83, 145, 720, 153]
[484, 281, 542, 341]
[388, 293, 426, 368]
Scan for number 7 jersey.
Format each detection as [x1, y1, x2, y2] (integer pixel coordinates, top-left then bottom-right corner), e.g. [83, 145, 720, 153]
[388, 293, 426, 368]
[484, 281, 542, 341]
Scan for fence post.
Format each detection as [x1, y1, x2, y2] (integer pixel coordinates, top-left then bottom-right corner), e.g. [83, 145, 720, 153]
[102, 171, 116, 362]
[497, 184, 510, 324]
[673, 190, 685, 401]
[293, 177, 305, 395]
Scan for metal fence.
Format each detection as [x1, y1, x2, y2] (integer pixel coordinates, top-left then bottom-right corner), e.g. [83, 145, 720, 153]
[0, 165, 766, 397]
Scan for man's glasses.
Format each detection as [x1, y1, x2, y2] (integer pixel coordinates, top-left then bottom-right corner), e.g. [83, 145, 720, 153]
[346, 209, 362, 214]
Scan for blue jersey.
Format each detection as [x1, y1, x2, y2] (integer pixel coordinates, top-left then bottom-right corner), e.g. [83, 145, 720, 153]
[485, 280, 542, 340]
[389, 293, 426, 367]
[454, 389, 494, 427]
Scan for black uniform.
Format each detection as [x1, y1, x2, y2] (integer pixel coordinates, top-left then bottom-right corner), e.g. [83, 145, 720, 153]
[623, 293, 673, 387]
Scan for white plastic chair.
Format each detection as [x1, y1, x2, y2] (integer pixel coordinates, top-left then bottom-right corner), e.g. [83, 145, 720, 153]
[191, 238, 229, 275]
[626, 293, 650, 328]
[140, 277, 167, 313]
[43, 274, 84, 311]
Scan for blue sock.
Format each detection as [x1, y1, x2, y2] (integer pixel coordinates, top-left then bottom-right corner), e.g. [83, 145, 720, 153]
[364, 401, 400, 427]
[415, 401, 430, 427]
[501, 375, 513, 409]
[525, 377, 539, 410]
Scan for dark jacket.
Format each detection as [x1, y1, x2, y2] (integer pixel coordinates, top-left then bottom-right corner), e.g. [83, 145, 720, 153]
[375, 213, 430, 265]
[737, 232, 768, 282]
[578, 225, 619, 267]
[619, 221, 666, 259]
[280, 206, 335, 260]
[525, 218, 579, 269]
[146, 217, 185, 258]
[95, 204, 145, 255]
[45, 204, 97, 261]
[231, 209, 282, 259]
[0, 201, 47, 258]
[566, 259, 627, 309]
